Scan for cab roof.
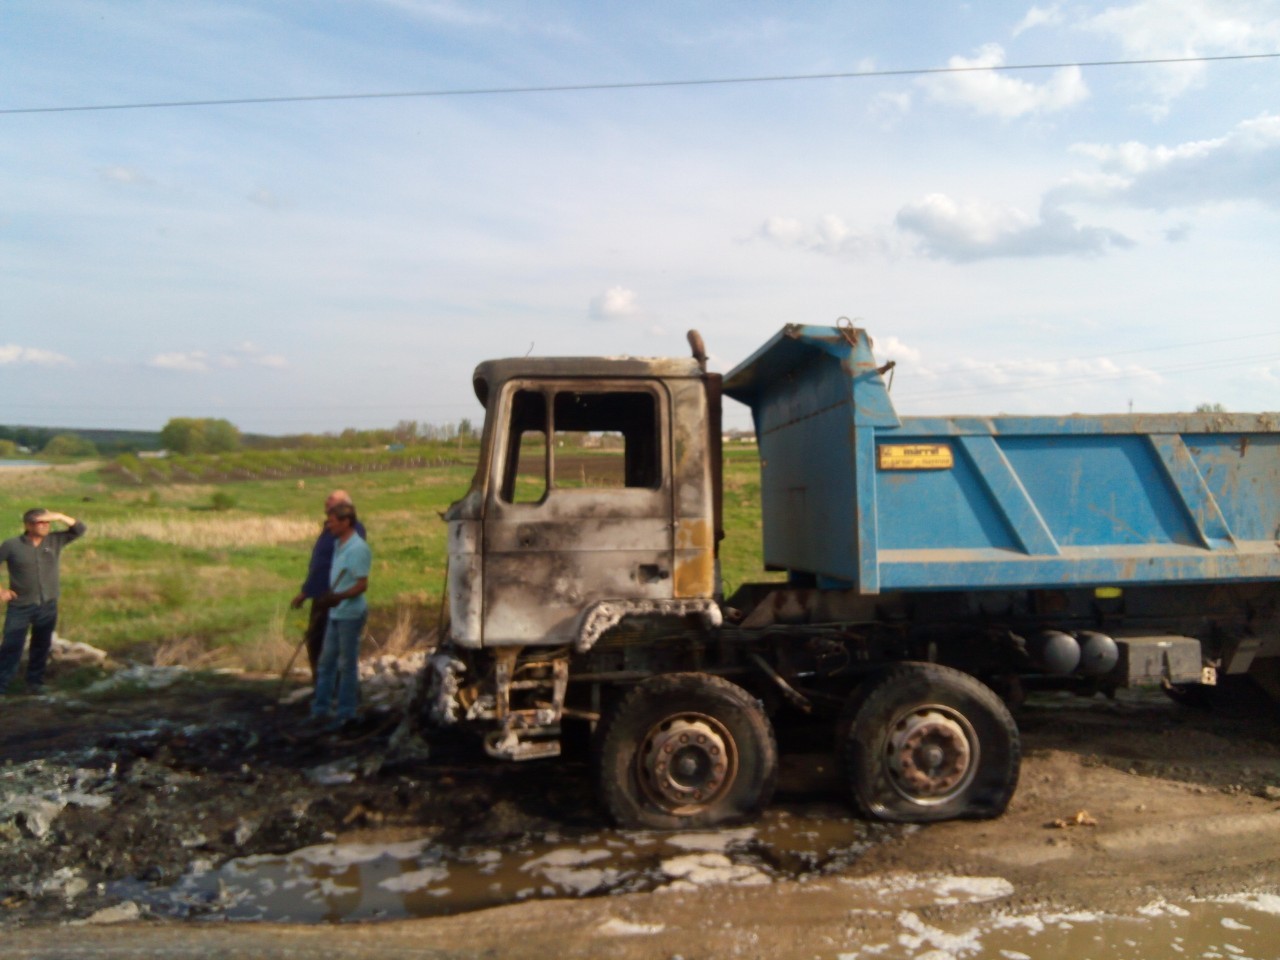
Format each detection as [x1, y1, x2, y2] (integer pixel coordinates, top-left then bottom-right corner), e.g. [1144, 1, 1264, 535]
[472, 356, 703, 406]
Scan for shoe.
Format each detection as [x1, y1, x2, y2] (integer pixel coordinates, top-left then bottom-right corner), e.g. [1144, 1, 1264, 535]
[324, 716, 357, 735]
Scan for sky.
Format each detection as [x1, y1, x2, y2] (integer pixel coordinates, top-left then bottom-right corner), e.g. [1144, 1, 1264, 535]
[2, 0, 1278, 435]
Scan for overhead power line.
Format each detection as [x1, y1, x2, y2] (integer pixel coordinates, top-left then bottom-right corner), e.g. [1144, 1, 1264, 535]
[3, 52, 1278, 116]
[1052, 330, 1279, 363]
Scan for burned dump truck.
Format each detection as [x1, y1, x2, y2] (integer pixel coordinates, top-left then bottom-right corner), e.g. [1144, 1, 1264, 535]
[425, 323, 1280, 829]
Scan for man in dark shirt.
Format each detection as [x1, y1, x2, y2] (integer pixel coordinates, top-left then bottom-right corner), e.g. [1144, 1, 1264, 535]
[291, 490, 367, 679]
[0, 508, 87, 695]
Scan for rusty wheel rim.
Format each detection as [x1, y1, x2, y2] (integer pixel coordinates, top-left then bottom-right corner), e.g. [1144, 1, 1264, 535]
[636, 713, 738, 814]
[883, 705, 978, 806]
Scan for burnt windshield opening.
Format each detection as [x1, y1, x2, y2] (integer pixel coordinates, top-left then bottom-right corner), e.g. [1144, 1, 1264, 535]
[498, 387, 661, 503]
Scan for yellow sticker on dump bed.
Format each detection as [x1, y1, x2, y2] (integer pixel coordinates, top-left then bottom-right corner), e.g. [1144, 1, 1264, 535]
[878, 443, 954, 470]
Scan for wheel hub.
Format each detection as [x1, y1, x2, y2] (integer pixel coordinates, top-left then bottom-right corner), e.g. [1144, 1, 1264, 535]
[885, 707, 976, 802]
[638, 715, 736, 811]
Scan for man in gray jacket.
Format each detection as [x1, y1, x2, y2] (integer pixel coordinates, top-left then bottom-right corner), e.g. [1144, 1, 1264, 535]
[0, 508, 86, 694]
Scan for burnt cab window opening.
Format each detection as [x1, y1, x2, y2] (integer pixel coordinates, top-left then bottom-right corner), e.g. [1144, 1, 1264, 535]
[500, 389, 548, 504]
[498, 387, 661, 504]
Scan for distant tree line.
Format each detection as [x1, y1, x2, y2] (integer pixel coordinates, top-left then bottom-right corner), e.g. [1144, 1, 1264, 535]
[0, 426, 99, 458]
[1, 417, 481, 460]
[0, 424, 153, 458]
[0, 425, 58, 452]
[240, 417, 477, 451]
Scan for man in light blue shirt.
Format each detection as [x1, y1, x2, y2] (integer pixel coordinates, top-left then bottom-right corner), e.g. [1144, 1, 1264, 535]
[309, 502, 371, 730]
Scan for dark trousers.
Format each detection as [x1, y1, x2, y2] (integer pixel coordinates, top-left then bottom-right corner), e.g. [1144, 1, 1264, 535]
[304, 599, 329, 680]
[0, 600, 58, 693]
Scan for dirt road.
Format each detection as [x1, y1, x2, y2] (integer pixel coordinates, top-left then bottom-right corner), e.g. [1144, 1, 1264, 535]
[3, 675, 1279, 958]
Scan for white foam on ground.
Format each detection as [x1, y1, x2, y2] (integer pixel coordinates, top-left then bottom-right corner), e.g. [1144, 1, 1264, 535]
[896, 910, 986, 958]
[543, 867, 622, 895]
[597, 917, 665, 936]
[84, 665, 187, 693]
[521, 848, 612, 869]
[991, 910, 1104, 935]
[658, 852, 770, 889]
[839, 873, 1013, 908]
[522, 848, 620, 896]
[291, 838, 434, 868]
[1210, 893, 1280, 917]
[312, 878, 359, 898]
[840, 894, 1280, 960]
[378, 864, 450, 893]
[664, 827, 757, 852]
[1138, 900, 1192, 918]
[838, 907, 1102, 960]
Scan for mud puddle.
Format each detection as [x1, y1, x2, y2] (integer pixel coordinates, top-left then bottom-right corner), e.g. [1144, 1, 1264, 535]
[116, 804, 900, 922]
[839, 893, 1280, 960]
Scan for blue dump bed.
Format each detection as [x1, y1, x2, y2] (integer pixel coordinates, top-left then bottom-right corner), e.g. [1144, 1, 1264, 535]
[723, 324, 1280, 595]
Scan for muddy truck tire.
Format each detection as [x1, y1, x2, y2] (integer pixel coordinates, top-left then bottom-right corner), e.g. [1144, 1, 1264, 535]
[594, 672, 778, 830]
[839, 662, 1020, 823]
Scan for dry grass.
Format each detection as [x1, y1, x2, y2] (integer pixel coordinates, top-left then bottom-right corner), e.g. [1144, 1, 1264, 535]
[237, 621, 306, 674]
[91, 515, 316, 549]
[370, 603, 436, 657]
[0, 464, 91, 504]
[139, 605, 306, 675]
[81, 558, 273, 602]
[152, 636, 236, 670]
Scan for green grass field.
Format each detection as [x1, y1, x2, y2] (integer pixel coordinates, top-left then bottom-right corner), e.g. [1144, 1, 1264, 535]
[0, 447, 774, 670]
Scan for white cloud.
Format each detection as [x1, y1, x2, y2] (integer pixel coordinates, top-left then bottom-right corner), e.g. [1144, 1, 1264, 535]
[873, 335, 923, 365]
[247, 188, 285, 210]
[148, 351, 210, 372]
[870, 89, 914, 124]
[756, 214, 888, 259]
[772, 112, 1278, 266]
[1062, 112, 1280, 210]
[895, 193, 1133, 261]
[589, 286, 641, 321]
[901, 354, 1165, 407]
[919, 43, 1088, 119]
[373, 0, 505, 29]
[1082, 0, 1280, 113]
[0, 345, 73, 366]
[230, 341, 289, 368]
[146, 343, 288, 373]
[1013, 4, 1065, 37]
[100, 166, 153, 187]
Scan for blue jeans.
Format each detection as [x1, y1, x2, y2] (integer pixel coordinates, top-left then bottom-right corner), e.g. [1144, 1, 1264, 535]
[0, 600, 58, 693]
[311, 613, 367, 721]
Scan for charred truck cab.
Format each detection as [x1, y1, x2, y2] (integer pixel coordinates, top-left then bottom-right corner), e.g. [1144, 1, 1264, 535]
[429, 324, 1280, 830]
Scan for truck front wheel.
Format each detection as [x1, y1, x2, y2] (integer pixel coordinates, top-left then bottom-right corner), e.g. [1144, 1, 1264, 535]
[595, 673, 778, 829]
[840, 663, 1020, 823]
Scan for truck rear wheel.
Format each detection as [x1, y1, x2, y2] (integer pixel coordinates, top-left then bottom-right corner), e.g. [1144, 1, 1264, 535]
[840, 663, 1020, 823]
[595, 673, 778, 830]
